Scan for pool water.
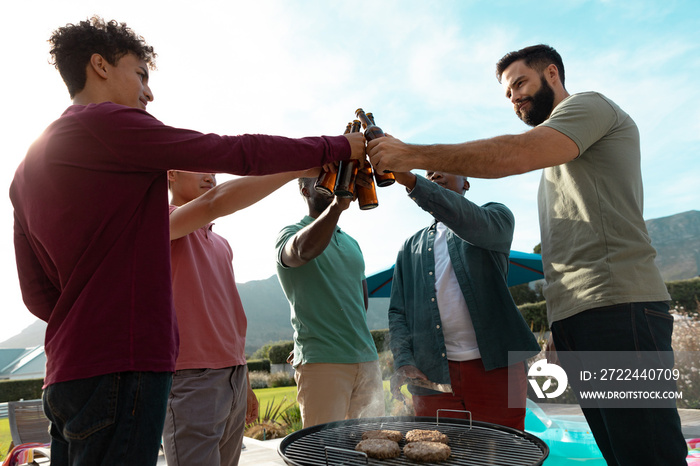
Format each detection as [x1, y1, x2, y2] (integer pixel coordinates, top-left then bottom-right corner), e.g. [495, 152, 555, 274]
[525, 401, 700, 464]
[524, 400, 606, 465]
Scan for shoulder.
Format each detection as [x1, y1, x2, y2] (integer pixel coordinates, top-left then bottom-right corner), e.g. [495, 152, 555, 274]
[399, 226, 431, 250]
[482, 201, 514, 218]
[275, 220, 305, 247]
[67, 102, 164, 129]
[551, 92, 622, 118]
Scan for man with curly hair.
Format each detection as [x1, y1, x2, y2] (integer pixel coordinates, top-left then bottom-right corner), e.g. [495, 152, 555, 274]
[9, 16, 364, 465]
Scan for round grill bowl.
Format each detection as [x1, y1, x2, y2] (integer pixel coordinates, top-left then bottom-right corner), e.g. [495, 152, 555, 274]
[278, 415, 549, 465]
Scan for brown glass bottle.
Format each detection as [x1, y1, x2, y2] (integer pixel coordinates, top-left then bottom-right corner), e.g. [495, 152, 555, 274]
[355, 108, 396, 187]
[356, 163, 379, 210]
[354, 114, 379, 209]
[315, 122, 352, 195]
[334, 120, 361, 198]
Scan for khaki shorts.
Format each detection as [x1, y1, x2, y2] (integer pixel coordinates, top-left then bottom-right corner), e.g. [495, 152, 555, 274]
[295, 360, 385, 428]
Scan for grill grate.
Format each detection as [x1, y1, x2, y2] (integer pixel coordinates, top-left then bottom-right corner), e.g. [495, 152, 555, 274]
[278, 416, 548, 466]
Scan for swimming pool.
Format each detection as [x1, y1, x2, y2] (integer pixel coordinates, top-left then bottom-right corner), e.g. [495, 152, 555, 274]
[525, 400, 606, 465]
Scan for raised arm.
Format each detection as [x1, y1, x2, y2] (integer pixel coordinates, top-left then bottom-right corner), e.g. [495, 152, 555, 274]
[279, 197, 351, 268]
[170, 169, 317, 240]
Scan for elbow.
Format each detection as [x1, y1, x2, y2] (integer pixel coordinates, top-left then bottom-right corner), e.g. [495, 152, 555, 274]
[295, 246, 319, 264]
[285, 239, 319, 266]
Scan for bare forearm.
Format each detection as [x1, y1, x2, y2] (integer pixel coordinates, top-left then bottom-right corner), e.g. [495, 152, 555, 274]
[368, 127, 577, 178]
[170, 171, 300, 240]
[208, 172, 298, 218]
[405, 136, 534, 178]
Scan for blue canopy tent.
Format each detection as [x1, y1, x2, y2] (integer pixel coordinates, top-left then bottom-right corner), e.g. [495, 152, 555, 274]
[366, 250, 544, 298]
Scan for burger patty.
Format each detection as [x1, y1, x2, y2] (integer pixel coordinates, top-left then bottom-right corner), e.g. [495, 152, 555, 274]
[405, 429, 449, 444]
[361, 429, 404, 442]
[403, 441, 452, 462]
[355, 439, 401, 459]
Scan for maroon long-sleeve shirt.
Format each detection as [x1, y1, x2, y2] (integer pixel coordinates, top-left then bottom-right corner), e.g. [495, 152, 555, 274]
[10, 102, 349, 386]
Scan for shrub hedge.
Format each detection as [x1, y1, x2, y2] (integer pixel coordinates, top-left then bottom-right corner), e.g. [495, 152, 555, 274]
[519, 301, 549, 332]
[246, 359, 271, 373]
[666, 277, 700, 315]
[517, 277, 700, 332]
[0, 378, 44, 403]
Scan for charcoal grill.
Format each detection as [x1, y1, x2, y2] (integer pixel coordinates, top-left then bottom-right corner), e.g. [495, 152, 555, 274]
[278, 415, 548, 465]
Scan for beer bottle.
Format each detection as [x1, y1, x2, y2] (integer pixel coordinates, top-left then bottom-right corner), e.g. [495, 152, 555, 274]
[355, 108, 396, 187]
[315, 122, 351, 195]
[354, 113, 379, 209]
[334, 120, 361, 198]
[356, 163, 379, 210]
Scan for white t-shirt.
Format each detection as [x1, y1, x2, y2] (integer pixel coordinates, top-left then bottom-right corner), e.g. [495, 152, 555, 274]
[434, 222, 481, 361]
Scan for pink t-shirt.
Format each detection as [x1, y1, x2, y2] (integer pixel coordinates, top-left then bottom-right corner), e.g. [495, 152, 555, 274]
[170, 206, 246, 370]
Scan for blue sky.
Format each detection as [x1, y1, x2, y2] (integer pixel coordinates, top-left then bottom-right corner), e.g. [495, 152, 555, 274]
[1, 0, 698, 341]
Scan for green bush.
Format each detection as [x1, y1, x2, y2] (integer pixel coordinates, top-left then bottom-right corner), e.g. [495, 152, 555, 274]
[0, 379, 44, 403]
[518, 301, 549, 332]
[268, 341, 294, 364]
[515, 277, 700, 332]
[247, 359, 271, 373]
[371, 329, 389, 353]
[666, 277, 700, 315]
[509, 283, 543, 305]
[249, 343, 272, 361]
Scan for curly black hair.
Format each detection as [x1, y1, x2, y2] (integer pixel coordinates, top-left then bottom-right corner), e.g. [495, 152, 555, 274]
[49, 15, 157, 98]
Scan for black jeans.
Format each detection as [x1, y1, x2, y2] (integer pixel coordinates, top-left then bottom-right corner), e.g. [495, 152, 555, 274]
[43, 371, 172, 466]
[552, 302, 686, 466]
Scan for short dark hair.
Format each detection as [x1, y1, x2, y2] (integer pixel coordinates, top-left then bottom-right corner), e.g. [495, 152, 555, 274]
[298, 177, 315, 193]
[495, 44, 565, 88]
[49, 16, 157, 98]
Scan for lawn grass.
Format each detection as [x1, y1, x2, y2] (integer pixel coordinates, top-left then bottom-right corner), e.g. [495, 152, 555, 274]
[1, 418, 11, 461]
[253, 385, 298, 421]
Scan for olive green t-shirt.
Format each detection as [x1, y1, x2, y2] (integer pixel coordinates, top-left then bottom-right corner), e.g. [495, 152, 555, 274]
[275, 216, 378, 366]
[538, 92, 670, 324]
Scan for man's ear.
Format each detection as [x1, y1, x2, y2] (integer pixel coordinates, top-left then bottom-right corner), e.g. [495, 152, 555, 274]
[545, 63, 560, 85]
[89, 53, 109, 79]
[167, 170, 178, 182]
[463, 178, 471, 192]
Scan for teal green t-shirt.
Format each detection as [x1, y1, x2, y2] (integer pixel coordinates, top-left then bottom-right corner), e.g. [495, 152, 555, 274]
[275, 216, 378, 366]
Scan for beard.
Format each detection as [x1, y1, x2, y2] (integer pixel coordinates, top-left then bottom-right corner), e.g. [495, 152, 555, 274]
[517, 75, 555, 127]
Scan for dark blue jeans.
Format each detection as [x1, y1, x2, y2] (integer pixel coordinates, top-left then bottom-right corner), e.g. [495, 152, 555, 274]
[43, 371, 172, 466]
[551, 302, 687, 466]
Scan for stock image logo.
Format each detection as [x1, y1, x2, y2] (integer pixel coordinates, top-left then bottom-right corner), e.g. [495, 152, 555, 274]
[528, 359, 569, 399]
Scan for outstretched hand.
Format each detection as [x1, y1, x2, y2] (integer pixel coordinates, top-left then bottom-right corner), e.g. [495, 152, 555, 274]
[343, 132, 366, 168]
[367, 135, 418, 174]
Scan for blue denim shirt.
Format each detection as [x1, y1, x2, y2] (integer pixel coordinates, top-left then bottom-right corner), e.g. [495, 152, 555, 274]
[389, 176, 540, 395]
